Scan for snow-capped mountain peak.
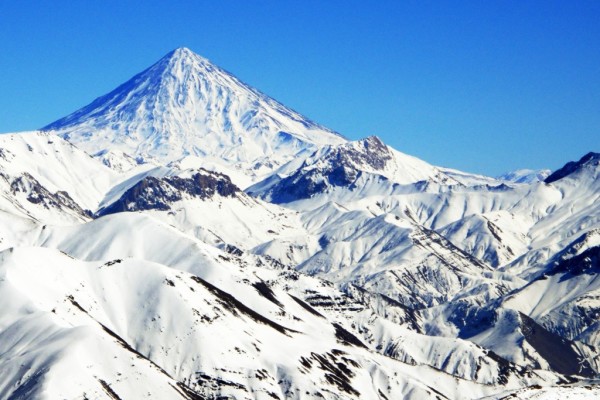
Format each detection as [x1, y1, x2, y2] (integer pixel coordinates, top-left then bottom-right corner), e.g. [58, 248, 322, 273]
[247, 135, 456, 204]
[2, 47, 599, 399]
[43, 47, 345, 186]
[497, 168, 551, 184]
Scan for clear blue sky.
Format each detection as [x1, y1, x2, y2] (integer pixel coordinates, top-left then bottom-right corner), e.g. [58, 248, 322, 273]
[0, 1, 598, 176]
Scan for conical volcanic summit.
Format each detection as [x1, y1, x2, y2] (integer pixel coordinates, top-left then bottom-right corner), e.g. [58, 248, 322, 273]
[44, 47, 345, 183]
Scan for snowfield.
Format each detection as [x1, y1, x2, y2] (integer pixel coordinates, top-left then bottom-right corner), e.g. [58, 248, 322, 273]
[0, 47, 597, 399]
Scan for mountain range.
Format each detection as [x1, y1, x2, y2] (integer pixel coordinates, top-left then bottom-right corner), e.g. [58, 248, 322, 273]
[0, 47, 598, 399]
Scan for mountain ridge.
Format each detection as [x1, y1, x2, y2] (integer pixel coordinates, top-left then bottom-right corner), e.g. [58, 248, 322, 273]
[545, 151, 600, 184]
[0, 47, 598, 399]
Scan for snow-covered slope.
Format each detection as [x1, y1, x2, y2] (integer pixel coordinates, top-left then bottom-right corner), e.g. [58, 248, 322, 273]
[498, 169, 551, 184]
[0, 47, 599, 399]
[248, 135, 457, 204]
[244, 133, 600, 385]
[43, 47, 345, 186]
[490, 384, 600, 400]
[0, 131, 117, 224]
[503, 233, 600, 347]
[1, 213, 560, 400]
[94, 148, 141, 172]
[544, 152, 600, 184]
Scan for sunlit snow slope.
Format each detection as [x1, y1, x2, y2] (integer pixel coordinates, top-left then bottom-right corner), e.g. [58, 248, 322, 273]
[0, 47, 596, 399]
[44, 47, 345, 187]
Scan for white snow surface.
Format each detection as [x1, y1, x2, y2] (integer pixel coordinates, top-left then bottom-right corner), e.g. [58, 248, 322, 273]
[0, 47, 598, 399]
[44, 47, 345, 187]
[498, 169, 552, 184]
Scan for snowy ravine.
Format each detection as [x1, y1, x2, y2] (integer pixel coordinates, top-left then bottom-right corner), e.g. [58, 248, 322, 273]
[0, 47, 597, 399]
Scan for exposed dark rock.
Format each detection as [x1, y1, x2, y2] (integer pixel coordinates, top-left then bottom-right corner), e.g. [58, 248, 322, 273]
[263, 171, 328, 204]
[308, 351, 360, 396]
[303, 293, 363, 313]
[289, 294, 325, 318]
[100, 176, 176, 214]
[97, 169, 240, 216]
[253, 136, 393, 203]
[484, 350, 527, 386]
[172, 382, 207, 400]
[252, 280, 282, 307]
[332, 323, 367, 349]
[343, 284, 423, 333]
[0, 148, 14, 160]
[98, 379, 123, 400]
[195, 372, 247, 392]
[165, 279, 176, 287]
[102, 259, 123, 268]
[224, 244, 243, 257]
[190, 275, 294, 335]
[545, 152, 600, 184]
[167, 171, 239, 198]
[413, 225, 489, 271]
[326, 136, 391, 171]
[10, 173, 89, 217]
